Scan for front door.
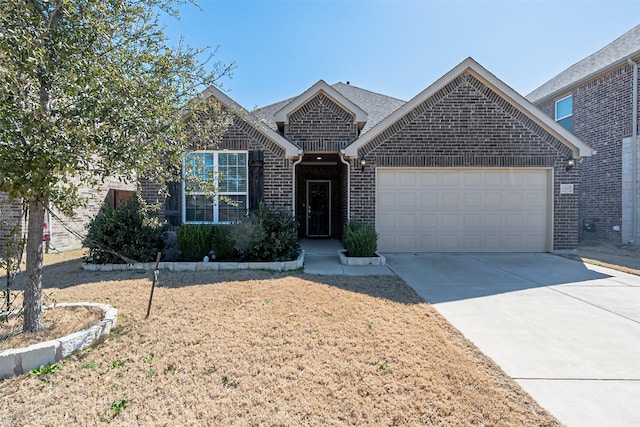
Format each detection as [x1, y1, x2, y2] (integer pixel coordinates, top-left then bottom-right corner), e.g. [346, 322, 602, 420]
[306, 180, 331, 237]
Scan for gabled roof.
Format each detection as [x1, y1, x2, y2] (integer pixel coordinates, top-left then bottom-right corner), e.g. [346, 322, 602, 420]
[273, 80, 368, 130]
[253, 84, 405, 135]
[343, 57, 594, 158]
[199, 86, 301, 158]
[527, 25, 640, 103]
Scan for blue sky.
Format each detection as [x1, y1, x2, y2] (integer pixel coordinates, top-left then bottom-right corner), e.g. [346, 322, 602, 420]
[161, 1, 640, 109]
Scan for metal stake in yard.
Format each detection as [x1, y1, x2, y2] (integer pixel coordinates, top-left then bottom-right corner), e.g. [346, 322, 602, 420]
[145, 252, 162, 319]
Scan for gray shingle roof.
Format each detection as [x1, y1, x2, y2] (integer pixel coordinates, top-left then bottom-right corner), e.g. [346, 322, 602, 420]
[251, 82, 406, 135]
[527, 25, 640, 103]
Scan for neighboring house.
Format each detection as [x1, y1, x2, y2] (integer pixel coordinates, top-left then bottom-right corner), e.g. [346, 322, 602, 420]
[0, 179, 135, 254]
[527, 25, 640, 244]
[145, 57, 593, 252]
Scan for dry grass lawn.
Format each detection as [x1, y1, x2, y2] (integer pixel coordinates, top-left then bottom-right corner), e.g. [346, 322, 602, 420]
[0, 250, 560, 426]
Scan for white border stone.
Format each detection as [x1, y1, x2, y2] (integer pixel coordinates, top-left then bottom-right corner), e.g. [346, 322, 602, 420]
[338, 249, 386, 266]
[82, 251, 305, 272]
[0, 303, 117, 379]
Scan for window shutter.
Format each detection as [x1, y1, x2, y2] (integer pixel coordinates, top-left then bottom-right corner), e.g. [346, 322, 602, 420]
[248, 150, 264, 211]
[165, 181, 182, 226]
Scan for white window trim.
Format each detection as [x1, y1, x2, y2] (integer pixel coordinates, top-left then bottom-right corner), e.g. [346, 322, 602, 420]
[182, 150, 248, 224]
[555, 94, 573, 121]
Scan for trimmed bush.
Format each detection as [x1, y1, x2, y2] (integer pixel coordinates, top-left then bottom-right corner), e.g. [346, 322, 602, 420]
[230, 204, 300, 262]
[343, 221, 378, 257]
[177, 224, 214, 261]
[84, 194, 165, 264]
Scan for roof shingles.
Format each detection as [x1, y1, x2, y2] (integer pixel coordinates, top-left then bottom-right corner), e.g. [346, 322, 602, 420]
[527, 25, 640, 103]
[251, 82, 406, 135]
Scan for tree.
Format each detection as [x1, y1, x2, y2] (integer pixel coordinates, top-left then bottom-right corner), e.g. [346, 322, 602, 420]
[0, 0, 234, 332]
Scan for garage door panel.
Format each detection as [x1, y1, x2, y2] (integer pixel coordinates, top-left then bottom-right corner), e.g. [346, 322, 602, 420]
[505, 193, 525, 208]
[378, 213, 397, 229]
[421, 213, 438, 228]
[440, 173, 459, 186]
[484, 172, 503, 186]
[484, 213, 502, 228]
[463, 192, 481, 208]
[441, 193, 459, 208]
[399, 172, 418, 187]
[421, 192, 438, 206]
[398, 234, 417, 251]
[441, 213, 460, 228]
[377, 169, 549, 252]
[378, 173, 397, 186]
[378, 191, 397, 208]
[399, 213, 417, 228]
[464, 172, 482, 186]
[485, 192, 502, 206]
[399, 192, 418, 208]
[464, 213, 482, 228]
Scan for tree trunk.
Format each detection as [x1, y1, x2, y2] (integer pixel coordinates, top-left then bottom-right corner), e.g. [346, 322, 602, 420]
[23, 197, 46, 332]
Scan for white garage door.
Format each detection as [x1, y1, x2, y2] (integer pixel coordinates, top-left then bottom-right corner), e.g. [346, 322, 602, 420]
[376, 168, 551, 252]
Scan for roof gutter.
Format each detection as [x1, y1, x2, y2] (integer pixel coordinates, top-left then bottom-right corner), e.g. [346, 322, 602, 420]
[628, 57, 638, 243]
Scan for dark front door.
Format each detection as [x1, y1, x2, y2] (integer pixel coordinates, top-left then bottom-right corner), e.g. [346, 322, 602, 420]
[306, 180, 331, 237]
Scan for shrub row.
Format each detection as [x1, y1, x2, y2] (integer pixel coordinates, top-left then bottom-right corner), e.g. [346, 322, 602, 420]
[84, 196, 300, 263]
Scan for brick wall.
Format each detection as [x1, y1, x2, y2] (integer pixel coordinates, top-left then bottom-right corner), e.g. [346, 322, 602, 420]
[284, 93, 358, 152]
[535, 62, 638, 243]
[350, 72, 580, 249]
[0, 193, 24, 255]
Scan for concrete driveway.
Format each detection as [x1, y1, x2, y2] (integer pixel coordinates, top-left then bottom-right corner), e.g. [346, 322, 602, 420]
[385, 252, 640, 427]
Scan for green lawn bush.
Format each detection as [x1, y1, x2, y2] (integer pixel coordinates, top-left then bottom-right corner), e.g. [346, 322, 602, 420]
[230, 204, 300, 262]
[83, 194, 165, 264]
[177, 224, 214, 261]
[343, 221, 378, 257]
[211, 226, 237, 260]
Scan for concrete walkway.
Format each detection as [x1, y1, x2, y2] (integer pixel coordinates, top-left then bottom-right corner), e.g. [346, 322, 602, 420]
[385, 253, 640, 427]
[300, 239, 394, 276]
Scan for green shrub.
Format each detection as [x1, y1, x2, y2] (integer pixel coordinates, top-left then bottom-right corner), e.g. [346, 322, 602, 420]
[211, 226, 236, 260]
[84, 194, 165, 264]
[343, 221, 378, 257]
[230, 204, 300, 262]
[177, 224, 214, 261]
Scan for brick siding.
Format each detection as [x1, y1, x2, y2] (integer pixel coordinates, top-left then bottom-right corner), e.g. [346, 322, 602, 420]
[284, 93, 358, 152]
[535, 61, 638, 243]
[350, 72, 579, 249]
[0, 194, 24, 255]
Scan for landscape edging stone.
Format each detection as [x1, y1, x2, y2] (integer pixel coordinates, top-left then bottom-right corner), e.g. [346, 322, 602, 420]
[0, 303, 117, 379]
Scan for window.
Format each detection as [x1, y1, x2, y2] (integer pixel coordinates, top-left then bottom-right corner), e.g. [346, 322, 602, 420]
[555, 95, 573, 131]
[183, 151, 248, 223]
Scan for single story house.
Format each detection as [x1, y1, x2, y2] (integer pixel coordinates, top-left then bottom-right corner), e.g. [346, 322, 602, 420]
[143, 57, 593, 252]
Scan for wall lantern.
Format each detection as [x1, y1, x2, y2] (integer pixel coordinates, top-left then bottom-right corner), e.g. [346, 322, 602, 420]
[360, 156, 366, 172]
[565, 156, 576, 172]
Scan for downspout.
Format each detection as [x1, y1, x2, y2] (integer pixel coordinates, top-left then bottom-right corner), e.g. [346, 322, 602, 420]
[628, 57, 638, 243]
[291, 151, 304, 217]
[339, 150, 351, 222]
